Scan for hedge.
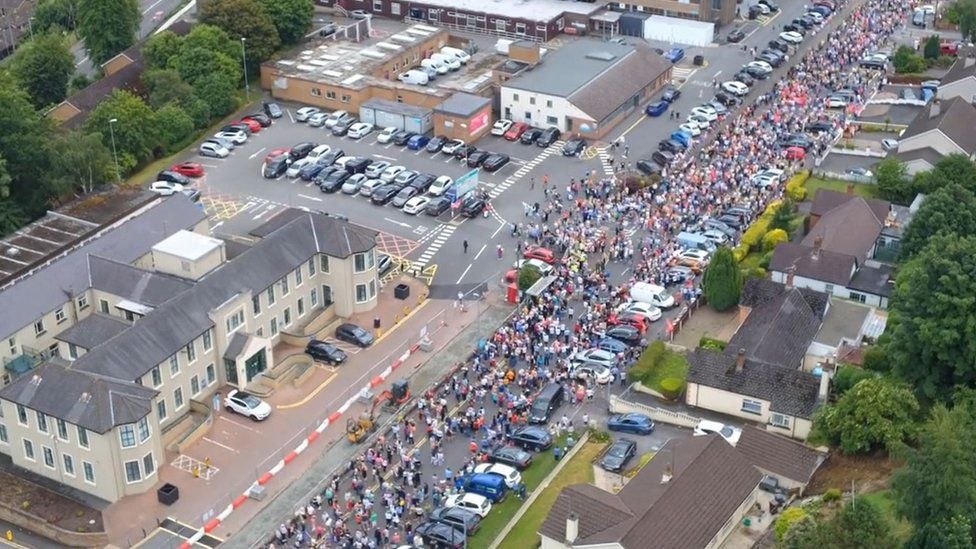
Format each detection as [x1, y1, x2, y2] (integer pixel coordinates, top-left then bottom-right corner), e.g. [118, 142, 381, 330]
[699, 336, 728, 351]
[741, 218, 771, 249]
[627, 340, 667, 382]
[762, 228, 789, 252]
[732, 244, 750, 263]
[786, 171, 811, 202]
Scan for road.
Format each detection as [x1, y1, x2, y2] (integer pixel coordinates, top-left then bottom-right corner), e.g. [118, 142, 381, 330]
[0, 519, 62, 549]
[72, 0, 187, 75]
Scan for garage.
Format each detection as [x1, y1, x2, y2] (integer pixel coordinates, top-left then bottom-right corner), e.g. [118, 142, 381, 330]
[433, 93, 493, 142]
[644, 16, 715, 47]
[359, 99, 433, 134]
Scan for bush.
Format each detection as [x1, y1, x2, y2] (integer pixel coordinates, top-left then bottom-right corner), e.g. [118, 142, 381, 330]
[518, 265, 542, 291]
[786, 172, 810, 202]
[587, 428, 612, 443]
[699, 336, 727, 351]
[923, 35, 940, 59]
[741, 218, 770, 249]
[762, 228, 789, 252]
[732, 244, 750, 263]
[834, 365, 877, 396]
[862, 345, 889, 373]
[627, 340, 667, 382]
[822, 488, 843, 503]
[776, 507, 808, 541]
[759, 250, 774, 270]
[659, 377, 684, 399]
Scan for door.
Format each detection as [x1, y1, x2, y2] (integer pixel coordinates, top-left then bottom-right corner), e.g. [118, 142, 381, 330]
[244, 349, 267, 382]
[224, 358, 239, 386]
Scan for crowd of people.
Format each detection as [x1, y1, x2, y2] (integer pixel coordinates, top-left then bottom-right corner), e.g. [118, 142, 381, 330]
[266, 0, 906, 545]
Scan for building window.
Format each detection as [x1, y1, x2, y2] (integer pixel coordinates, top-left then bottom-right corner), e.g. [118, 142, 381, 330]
[203, 329, 213, 352]
[308, 258, 316, 277]
[150, 366, 162, 387]
[138, 417, 150, 442]
[191, 375, 200, 396]
[280, 277, 289, 296]
[311, 87, 322, 97]
[23, 439, 34, 461]
[157, 400, 167, 421]
[36, 412, 48, 434]
[226, 309, 245, 334]
[143, 453, 155, 477]
[55, 308, 66, 323]
[68, 344, 78, 360]
[119, 425, 136, 448]
[770, 413, 791, 428]
[77, 295, 89, 310]
[283, 308, 292, 327]
[311, 288, 318, 307]
[56, 419, 68, 441]
[355, 251, 374, 272]
[0, 424, 7, 444]
[515, 22, 526, 34]
[326, 90, 336, 99]
[77, 427, 89, 449]
[824, 283, 835, 294]
[33, 319, 45, 335]
[341, 94, 350, 103]
[356, 284, 368, 303]
[124, 460, 141, 483]
[42, 446, 55, 469]
[297, 298, 305, 316]
[322, 285, 333, 306]
[295, 268, 303, 286]
[252, 294, 261, 316]
[373, 0, 382, 11]
[369, 280, 376, 299]
[546, 116, 558, 125]
[513, 93, 519, 102]
[83, 461, 95, 484]
[546, 100, 553, 108]
[256, 327, 263, 337]
[206, 364, 216, 385]
[169, 355, 180, 376]
[495, 19, 506, 30]
[529, 97, 536, 105]
[849, 291, 867, 304]
[174, 387, 184, 409]
[16, 405, 27, 426]
[7, 337, 16, 356]
[99, 299, 110, 314]
[524, 111, 532, 120]
[320, 255, 330, 273]
[270, 317, 278, 336]
[63, 454, 75, 476]
[741, 399, 763, 415]
[267, 286, 276, 306]
[185, 342, 196, 363]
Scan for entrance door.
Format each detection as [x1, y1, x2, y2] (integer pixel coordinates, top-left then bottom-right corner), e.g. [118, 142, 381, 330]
[244, 349, 268, 382]
[224, 358, 239, 386]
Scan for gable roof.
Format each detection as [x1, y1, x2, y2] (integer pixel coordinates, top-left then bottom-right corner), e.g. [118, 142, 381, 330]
[88, 255, 193, 307]
[803, 197, 884, 261]
[567, 43, 671, 122]
[687, 348, 822, 418]
[900, 96, 976, 154]
[741, 278, 828, 319]
[0, 361, 156, 433]
[728, 288, 824, 368]
[768, 242, 857, 286]
[735, 427, 826, 485]
[809, 189, 890, 222]
[249, 209, 377, 258]
[941, 55, 976, 86]
[55, 314, 131, 350]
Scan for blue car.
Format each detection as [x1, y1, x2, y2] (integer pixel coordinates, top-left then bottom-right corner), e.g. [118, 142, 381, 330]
[645, 101, 669, 117]
[664, 47, 685, 63]
[670, 130, 692, 148]
[597, 338, 628, 354]
[407, 134, 431, 150]
[607, 413, 655, 435]
[299, 161, 327, 181]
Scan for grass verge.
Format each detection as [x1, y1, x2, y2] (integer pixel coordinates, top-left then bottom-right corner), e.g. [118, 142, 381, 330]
[644, 351, 690, 396]
[861, 490, 912, 545]
[806, 177, 879, 199]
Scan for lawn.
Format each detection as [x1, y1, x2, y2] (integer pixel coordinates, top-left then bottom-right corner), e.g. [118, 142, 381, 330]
[861, 490, 912, 545]
[805, 176, 879, 199]
[643, 351, 690, 397]
[496, 439, 608, 548]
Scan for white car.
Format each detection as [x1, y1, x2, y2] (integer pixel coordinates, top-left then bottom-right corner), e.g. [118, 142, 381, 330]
[678, 122, 702, 137]
[721, 81, 749, 97]
[474, 463, 522, 488]
[364, 160, 390, 179]
[512, 258, 555, 277]
[779, 31, 803, 44]
[285, 157, 313, 178]
[307, 112, 329, 127]
[881, 138, 899, 151]
[754, 2, 770, 14]
[379, 165, 406, 182]
[805, 10, 824, 23]
[428, 175, 454, 196]
[618, 301, 663, 322]
[224, 390, 272, 421]
[402, 196, 431, 215]
[341, 174, 369, 194]
[572, 363, 613, 385]
[347, 122, 374, 139]
[919, 4, 935, 13]
[295, 107, 321, 122]
[199, 141, 229, 158]
[745, 60, 773, 73]
[751, 170, 782, 188]
[690, 106, 718, 122]
[358, 178, 385, 197]
[377, 126, 398, 144]
[445, 493, 492, 517]
[214, 130, 247, 144]
[826, 96, 849, 108]
[324, 110, 348, 128]
[307, 144, 332, 160]
[150, 181, 184, 196]
[687, 114, 712, 129]
[694, 420, 741, 446]
[571, 348, 618, 368]
[491, 119, 513, 136]
[441, 139, 465, 155]
[702, 229, 729, 245]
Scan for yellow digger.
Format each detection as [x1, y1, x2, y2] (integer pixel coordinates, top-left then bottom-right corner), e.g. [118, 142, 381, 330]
[346, 380, 411, 443]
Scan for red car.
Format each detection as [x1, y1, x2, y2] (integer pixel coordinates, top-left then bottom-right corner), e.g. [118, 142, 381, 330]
[169, 162, 205, 178]
[265, 148, 291, 163]
[237, 118, 262, 133]
[523, 246, 555, 264]
[785, 146, 805, 161]
[503, 122, 530, 141]
[607, 313, 647, 333]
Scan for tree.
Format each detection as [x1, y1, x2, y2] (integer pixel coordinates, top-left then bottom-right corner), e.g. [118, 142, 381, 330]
[833, 365, 877, 396]
[923, 34, 941, 59]
[914, 154, 976, 195]
[768, 199, 795, 233]
[261, 0, 314, 44]
[192, 72, 238, 118]
[953, 0, 976, 43]
[776, 507, 809, 541]
[900, 184, 976, 259]
[200, 0, 280, 66]
[142, 31, 184, 70]
[33, 0, 80, 33]
[77, 0, 139, 65]
[517, 265, 542, 291]
[762, 228, 788, 252]
[174, 47, 240, 87]
[0, 74, 56, 218]
[181, 24, 240, 61]
[84, 90, 159, 164]
[874, 156, 913, 204]
[702, 247, 742, 312]
[893, 45, 927, 74]
[888, 235, 976, 401]
[813, 377, 919, 453]
[153, 104, 195, 153]
[908, 515, 975, 549]
[144, 69, 194, 109]
[825, 499, 897, 548]
[48, 131, 116, 195]
[10, 32, 75, 109]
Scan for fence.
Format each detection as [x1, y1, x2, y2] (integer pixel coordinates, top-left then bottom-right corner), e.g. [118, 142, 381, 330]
[811, 170, 876, 185]
[608, 393, 701, 429]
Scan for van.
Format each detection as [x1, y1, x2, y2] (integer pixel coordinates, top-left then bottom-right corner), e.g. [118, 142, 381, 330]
[431, 53, 460, 71]
[440, 46, 471, 64]
[419, 59, 443, 77]
[397, 70, 429, 85]
[528, 383, 564, 424]
[629, 282, 675, 309]
[677, 232, 716, 253]
[912, 9, 925, 26]
[462, 473, 508, 503]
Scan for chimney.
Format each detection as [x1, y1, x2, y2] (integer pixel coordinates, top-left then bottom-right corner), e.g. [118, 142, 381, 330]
[566, 513, 579, 544]
[929, 99, 941, 119]
[846, 183, 855, 195]
[812, 235, 823, 259]
[735, 348, 746, 373]
[786, 266, 796, 289]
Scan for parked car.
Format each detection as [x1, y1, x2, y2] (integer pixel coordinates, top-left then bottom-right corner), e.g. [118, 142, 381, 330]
[442, 139, 466, 155]
[295, 106, 321, 122]
[149, 181, 183, 196]
[429, 507, 481, 536]
[599, 438, 637, 472]
[335, 323, 373, 347]
[508, 426, 553, 451]
[214, 129, 247, 144]
[727, 28, 746, 42]
[224, 390, 271, 421]
[263, 155, 290, 178]
[491, 119, 513, 136]
[519, 128, 543, 144]
[426, 135, 448, 153]
[460, 196, 486, 217]
[347, 122, 374, 139]
[306, 113, 329, 127]
[376, 126, 398, 144]
[425, 196, 451, 216]
[406, 134, 430, 150]
[402, 196, 431, 215]
[694, 420, 742, 445]
[482, 153, 510, 172]
[156, 170, 191, 186]
[305, 340, 347, 364]
[488, 445, 533, 470]
[392, 186, 420, 208]
[473, 462, 522, 489]
[562, 138, 586, 156]
[169, 162, 205, 178]
[664, 47, 685, 62]
[645, 100, 669, 117]
[607, 413, 655, 435]
[661, 86, 682, 102]
[263, 102, 283, 119]
[428, 175, 454, 196]
[604, 325, 642, 346]
[572, 363, 612, 385]
[466, 150, 491, 167]
[503, 122, 530, 141]
[443, 493, 491, 518]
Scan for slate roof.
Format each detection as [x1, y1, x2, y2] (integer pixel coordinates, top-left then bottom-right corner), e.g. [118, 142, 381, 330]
[803, 198, 884, 262]
[941, 55, 976, 86]
[0, 361, 156, 433]
[224, 332, 250, 360]
[249, 209, 377, 258]
[895, 146, 943, 170]
[900, 96, 976, 154]
[735, 427, 826, 485]
[848, 263, 895, 297]
[769, 242, 857, 286]
[741, 278, 828, 318]
[568, 43, 671, 123]
[540, 435, 761, 549]
[687, 348, 822, 418]
[88, 255, 193, 307]
[55, 314, 131, 350]
[809, 189, 889, 223]
[0, 195, 206, 341]
[729, 288, 825, 368]
[71, 212, 377, 381]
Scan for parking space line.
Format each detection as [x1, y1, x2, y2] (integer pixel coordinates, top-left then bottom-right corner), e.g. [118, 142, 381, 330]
[249, 147, 267, 160]
[298, 193, 323, 202]
[218, 415, 260, 432]
[202, 436, 239, 453]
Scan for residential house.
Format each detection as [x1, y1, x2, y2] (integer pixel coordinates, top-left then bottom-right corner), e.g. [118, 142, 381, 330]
[895, 96, 976, 174]
[936, 53, 976, 103]
[733, 427, 826, 495]
[0, 0, 37, 58]
[803, 297, 887, 371]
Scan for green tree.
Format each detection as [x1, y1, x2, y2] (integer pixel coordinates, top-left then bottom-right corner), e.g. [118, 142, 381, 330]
[143, 69, 194, 109]
[825, 499, 897, 548]
[833, 365, 877, 396]
[77, 0, 140, 65]
[48, 131, 116, 195]
[893, 45, 927, 73]
[84, 89, 159, 164]
[702, 247, 742, 312]
[900, 184, 976, 259]
[68, 73, 91, 94]
[192, 73, 238, 118]
[874, 156, 913, 204]
[153, 104, 195, 152]
[781, 515, 827, 549]
[200, 0, 280, 66]
[261, 0, 314, 44]
[517, 265, 542, 291]
[182, 24, 240, 60]
[10, 31, 75, 109]
[908, 515, 975, 549]
[142, 31, 184, 70]
[814, 377, 919, 453]
[913, 154, 976, 195]
[888, 235, 976, 401]
[33, 0, 80, 33]
[762, 228, 788, 252]
[776, 507, 809, 541]
[0, 74, 56, 218]
[923, 35, 941, 59]
[768, 199, 795, 233]
[954, 0, 976, 42]
[0, 199, 29, 237]
[174, 47, 241, 87]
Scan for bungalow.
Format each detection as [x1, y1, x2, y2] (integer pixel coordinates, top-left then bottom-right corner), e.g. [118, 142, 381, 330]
[895, 96, 976, 174]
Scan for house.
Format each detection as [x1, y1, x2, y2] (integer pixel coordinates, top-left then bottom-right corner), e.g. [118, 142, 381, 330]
[0, 0, 37, 58]
[0, 203, 381, 502]
[803, 297, 887, 371]
[733, 427, 826, 495]
[499, 39, 671, 139]
[895, 97, 976, 174]
[539, 434, 763, 549]
[936, 53, 976, 103]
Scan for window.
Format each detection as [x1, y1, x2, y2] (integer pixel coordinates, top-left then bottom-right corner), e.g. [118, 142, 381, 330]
[190, 375, 200, 396]
[354, 253, 368, 272]
[326, 90, 336, 100]
[373, 0, 382, 10]
[56, 419, 68, 441]
[770, 413, 791, 428]
[515, 22, 526, 34]
[547, 116, 558, 125]
[267, 286, 276, 306]
[23, 439, 34, 461]
[143, 453, 155, 477]
[524, 111, 532, 120]
[137, 417, 150, 442]
[157, 400, 167, 421]
[322, 285, 333, 306]
[42, 446, 54, 469]
[495, 19, 506, 31]
[33, 319, 45, 335]
[320, 255, 330, 273]
[308, 258, 316, 276]
[270, 317, 278, 336]
[184, 342, 196, 363]
[279, 277, 289, 296]
[283, 308, 292, 327]
[256, 327, 263, 337]
[202, 329, 212, 352]
[529, 97, 536, 105]
[99, 299, 109, 314]
[310, 87, 321, 97]
[77, 427, 89, 449]
[16, 405, 27, 426]
[741, 399, 763, 415]
[68, 344, 78, 360]
[174, 388, 184, 409]
[369, 280, 376, 299]
[77, 295, 88, 310]
[169, 355, 180, 377]
[513, 93, 519, 102]
[341, 94, 350, 103]
[0, 424, 7, 444]
[7, 337, 15, 356]
[124, 460, 141, 483]
[310, 288, 318, 307]
[62, 454, 75, 476]
[55, 308, 66, 323]
[849, 291, 867, 304]
[206, 364, 216, 386]
[252, 294, 261, 316]
[119, 425, 136, 448]
[546, 100, 553, 108]
[83, 461, 95, 484]
[297, 298, 305, 316]
[356, 284, 368, 303]
[295, 267, 302, 286]
[36, 412, 48, 434]
[150, 366, 162, 387]
[226, 309, 245, 334]
[824, 283, 835, 294]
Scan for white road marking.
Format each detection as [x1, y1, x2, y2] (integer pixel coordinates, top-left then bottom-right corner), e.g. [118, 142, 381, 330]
[384, 217, 412, 228]
[491, 221, 506, 238]
[713, 70, 722, 78]
[202, 437, 238, 453]
[249, 147, 267, 160]
[74, 55, 89, 67]
[287, 109, 295, 123]
[218, 415, 260, 432]
[298, 193, 323, 202]
[474, 244, 487, 260]
[142, 0, 163, 14]
[456, 264, 472, 285]
[211, 221, 224, 230]
[373, 154, 396, 161]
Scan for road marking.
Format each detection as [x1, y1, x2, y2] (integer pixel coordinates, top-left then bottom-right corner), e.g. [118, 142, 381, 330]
[212, 221, 224, 230]
[384, 217, 412, 228]
[202, 437, 238, 453]
[248, 147, 267, 160]
[491, 221, 505, 238]
[253, 205, 275, 220]
[474, 243, 487, 260]
[713, 70, 722, 78]
[373, 154, 396, 161]
[761, 10, 782, 26]
[218, 415, 260, 432]
[142, 0, 163, 14]
[456, 263, 472, 284]
[298, 193, 323, 202]
[74, 55, 89, 67]
[287, 109, 295, 123]
[277, 372, 339, 409]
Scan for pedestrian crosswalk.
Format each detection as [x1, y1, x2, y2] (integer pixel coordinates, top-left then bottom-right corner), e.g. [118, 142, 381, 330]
[486, 141, 564, 199]
[413, 224, 457, 268]
[597, 147, 615, 177]
[672, 67, 698, 82]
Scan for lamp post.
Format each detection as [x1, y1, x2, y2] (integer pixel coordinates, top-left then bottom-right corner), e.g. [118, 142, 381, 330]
[108, 118, 120, 183]
[28, 17, 34, 40]
[240, 37, 250, 100]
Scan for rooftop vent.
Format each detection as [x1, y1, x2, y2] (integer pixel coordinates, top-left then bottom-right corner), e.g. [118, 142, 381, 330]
[585, 51, 617, 61]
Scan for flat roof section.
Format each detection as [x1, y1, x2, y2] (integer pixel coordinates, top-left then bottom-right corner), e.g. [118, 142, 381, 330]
[501, 39, 638, 97]
[435, 92, 492, 117]
[412, 0, 602, 22]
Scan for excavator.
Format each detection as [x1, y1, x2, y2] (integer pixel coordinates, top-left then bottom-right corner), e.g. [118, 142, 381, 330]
[346, 380, 411, 443]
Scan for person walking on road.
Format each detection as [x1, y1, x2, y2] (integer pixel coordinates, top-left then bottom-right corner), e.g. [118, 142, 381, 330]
[463, 240, 468, 253]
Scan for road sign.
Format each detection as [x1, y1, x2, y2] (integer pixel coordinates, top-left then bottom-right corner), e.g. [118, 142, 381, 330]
[446, 168, 479, 202]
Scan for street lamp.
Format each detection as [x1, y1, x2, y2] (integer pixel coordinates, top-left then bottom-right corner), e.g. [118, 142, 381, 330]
[240, 37, 250, 100]
[108, 118, 120, 183]
[27, 17, 34, 40]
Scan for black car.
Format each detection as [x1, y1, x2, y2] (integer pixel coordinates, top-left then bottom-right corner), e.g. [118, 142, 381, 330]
[733, 71, 755, 86]
[805, 121, 833, 134]
[482, 153, 510, 172]
[223, 123, 252, 136]
[768, 39, 790, 53]
[760, 0, 779, 10]
[600, 438, 637, 472]
[429, 507, 481, 535]
[245, 112, 272, 127]
[509, 426, 553, 451]
[636, 159, 662, 176]
[461, 196, 486, 217]
[299, 161, 328, 181]
[454, 145, 478, 160]
[157, 170, 191, 185]
[409, 173, 437, 193]
[652, 150, 674, 166]
[466, 150, 490, 167]
[489, 445, 533, 470]
[415, 522, 464, 549]
[320, 149, 345, 167]
[661, 86, 681, 102]
[794, 17, 814, 29]
[392, 130, 416, 146]
[859, 58, 886, 70]
[714, 91, 739, 107]
[263, 102, 283, 119]
[748, 5, 763, 18]
[758, 52, 783, 67]
[658, 139, 685, 154]
[344, 157, 372, 174]
[744, 65, 771, 80]
[519, 128, 542, 144]
[426, 135, 448, 153]
[605, 325, 642, 346]
[331, 118, 356, 136]
[318, 170, 350, 193]
[561, 138, 586, 156]
[536, 127, 561, 147]
[717, 214, 744, 229]
[727, 29, 746, 42]
[305, 340, 347, 364]
[783, 23, 804, 34]
[391, 186, 419, 208]
[289, 142, 316, 160]
[371, 184, 400, 205]
[263, 155, 289, 179]
[335, 323, 373, 347]
[425, 196, 451, 216]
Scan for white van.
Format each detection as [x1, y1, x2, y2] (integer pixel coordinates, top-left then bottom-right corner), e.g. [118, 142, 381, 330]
[421, 58, 448, 75]
[431, 53, 460, 71]
[397, 70, 429, 85]
[440, 46, 471, 64]
[324, 110, 348, 128]
[629, 282, 675, 309]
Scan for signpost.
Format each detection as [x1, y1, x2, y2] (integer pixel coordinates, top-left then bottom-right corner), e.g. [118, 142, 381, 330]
[446, 168, 480, 203]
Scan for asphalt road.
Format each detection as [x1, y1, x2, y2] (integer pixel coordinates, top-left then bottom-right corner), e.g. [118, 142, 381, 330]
[72, 0, 187, 75]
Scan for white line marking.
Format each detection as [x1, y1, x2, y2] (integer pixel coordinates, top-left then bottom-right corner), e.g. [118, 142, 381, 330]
[298, 193, 323, 202]
[142, 0, 163, 14]
[249, 147, 267, 160]
[202, 437, 239, 453]
[491, 222, 505, 238]
[218, 415, 260, 432]
[384, 217, 412, 228]
[211, 221, 224, 230]
[713, 70, 722, 78]
[74, 55, 89, 67]
[287, 110, 295, 123]
[456, 264, 472, 284]
[373, 154, 396, 161]
[474, 244, 487, 260]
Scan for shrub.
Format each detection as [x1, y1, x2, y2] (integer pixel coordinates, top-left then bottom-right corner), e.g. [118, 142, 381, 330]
[699, 336, 727, 351]
[833, 365, 877, 396]
[923, 35, 940, 59]
[587, 428, 612, 443]
[732, 244, 750, 263]
[627, 340, 667, 382]
[759, 250, 774, 270]
[785, 172, 810, 201]
[741, 218, 770, 249]
[659, 377, 684, 399]
[822, 488, 843, 503]
[862, 346, 889, 373]
[762, 228, 789, 252]
[776, 507, 808, 541]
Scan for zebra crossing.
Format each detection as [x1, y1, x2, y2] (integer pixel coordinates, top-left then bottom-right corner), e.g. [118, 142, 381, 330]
[671, 67, 698, 82]
[597, 147, 615, 177]
[486, 141, 565, 199]
[412, 224, 457, 268]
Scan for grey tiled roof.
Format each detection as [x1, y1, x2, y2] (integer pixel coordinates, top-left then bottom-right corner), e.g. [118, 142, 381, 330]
[687, 348, 822, 418]
[224, 332, 250, 360]
[55, 314, 131, 350]
[0, 361, 156, 433]
[848, 264, 895, 297]
[940, 56, 976, 86]
[769, 242, 857, 286]
[249, 209, 377, 258]
[729, 288, 825, 368]
[809, 189, 889, 223]
[803, 197, 884, 262]
[567, 43, 671, 122]
[741, 278, 829, 318]
[900, 97, 976, 154]
[88, 255, 193, 307]
[735, 427, 826, 485]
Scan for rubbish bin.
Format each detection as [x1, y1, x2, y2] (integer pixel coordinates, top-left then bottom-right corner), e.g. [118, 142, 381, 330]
[693, 55, 705, 66]
[158, 483, 179, 505]
[394, 283, 410, 300]
[373, 317, 381, 329]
